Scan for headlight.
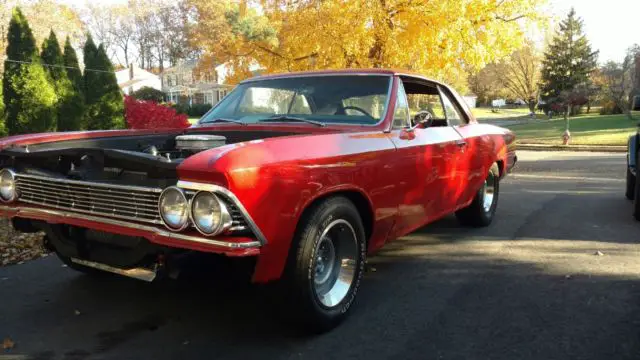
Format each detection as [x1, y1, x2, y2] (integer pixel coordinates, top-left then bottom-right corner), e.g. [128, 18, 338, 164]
[158, 186, 189, 231]
[190, 191, 232, 236]
[0, 169, 17, 203]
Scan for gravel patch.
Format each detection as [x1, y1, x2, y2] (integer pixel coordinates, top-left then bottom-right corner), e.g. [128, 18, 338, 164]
[0, 218, 49, 266]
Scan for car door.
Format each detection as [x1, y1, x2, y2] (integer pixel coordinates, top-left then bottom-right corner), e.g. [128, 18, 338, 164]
[438, 84, 486, 208]
[386, 77, 466, 239]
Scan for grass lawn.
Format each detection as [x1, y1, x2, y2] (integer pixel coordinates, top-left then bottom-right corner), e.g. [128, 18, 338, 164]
[504, 112, 639, 146]
[471, 106, 533, 119]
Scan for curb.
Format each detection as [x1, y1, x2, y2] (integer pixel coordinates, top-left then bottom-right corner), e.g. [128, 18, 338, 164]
[516, 144, 627, 153]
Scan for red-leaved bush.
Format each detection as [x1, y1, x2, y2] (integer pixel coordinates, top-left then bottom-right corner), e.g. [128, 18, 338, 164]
[124, 95, 190, 129]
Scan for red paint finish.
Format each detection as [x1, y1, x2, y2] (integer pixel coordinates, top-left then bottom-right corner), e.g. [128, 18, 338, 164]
[0, 69, 518, 284]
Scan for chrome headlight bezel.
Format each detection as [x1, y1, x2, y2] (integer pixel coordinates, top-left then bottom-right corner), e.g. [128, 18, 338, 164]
[158, 186, 190, 231]
[0, 168, 18, 203]
[190, 191, 233, 236]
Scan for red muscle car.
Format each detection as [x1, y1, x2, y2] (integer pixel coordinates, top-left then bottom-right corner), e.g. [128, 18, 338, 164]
[0, 69, 517, 332]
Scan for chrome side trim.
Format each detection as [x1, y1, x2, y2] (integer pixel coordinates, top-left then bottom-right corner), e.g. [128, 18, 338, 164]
[0, 205, 262, 249]
[177, 181, 268, 245]
[70, 258, 158, 282]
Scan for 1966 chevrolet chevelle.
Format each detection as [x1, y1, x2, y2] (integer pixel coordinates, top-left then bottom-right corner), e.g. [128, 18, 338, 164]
[0, 69, 516, 331]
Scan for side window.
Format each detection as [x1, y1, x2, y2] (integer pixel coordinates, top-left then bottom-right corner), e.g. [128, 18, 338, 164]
[289, 94, 312, 114]
[406, 93, 446, 120]
[439, 87, 465, 126]
[392, 82, 410, 129]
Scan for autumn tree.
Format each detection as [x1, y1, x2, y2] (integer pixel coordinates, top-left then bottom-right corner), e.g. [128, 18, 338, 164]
[82, 0, 196, 70]
[188, 0, 545, 87]
[597, 45, 640, 120]
[1, 0, 85, 73]
[467, 63, 509, 106]
[494, 41, 542, 113]
[539, 8, 598, 120]
[2, 7, 57, 135]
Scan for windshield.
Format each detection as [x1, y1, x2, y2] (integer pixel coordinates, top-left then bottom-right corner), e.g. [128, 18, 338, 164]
[198, 75, 392, 126]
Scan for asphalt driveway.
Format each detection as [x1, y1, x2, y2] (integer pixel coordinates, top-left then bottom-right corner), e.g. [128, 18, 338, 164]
[1, 150, 639, 360]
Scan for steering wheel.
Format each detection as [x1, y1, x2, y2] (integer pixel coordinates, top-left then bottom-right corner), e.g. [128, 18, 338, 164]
[342, 106, 374, 119]
[412, 110, 433, 128]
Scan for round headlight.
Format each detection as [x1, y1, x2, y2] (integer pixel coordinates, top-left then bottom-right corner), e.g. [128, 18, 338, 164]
[190, 191, 232, 236]
[0, 169, 17, 203]
[158, 186, 189, 231]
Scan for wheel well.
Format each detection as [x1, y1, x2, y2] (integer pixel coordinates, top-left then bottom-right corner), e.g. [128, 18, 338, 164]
[299, 190, 374, 244]
[496, 159, 504, 178]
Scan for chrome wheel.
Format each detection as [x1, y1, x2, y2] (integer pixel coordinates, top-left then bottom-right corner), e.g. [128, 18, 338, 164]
[482, 170, 497, 212]
[313, 219, 358, 308]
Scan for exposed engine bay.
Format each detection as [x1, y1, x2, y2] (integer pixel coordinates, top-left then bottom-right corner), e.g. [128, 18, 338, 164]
[0, 130, 299, 188]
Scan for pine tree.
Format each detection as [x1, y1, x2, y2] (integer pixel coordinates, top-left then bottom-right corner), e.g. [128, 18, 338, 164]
[82, 34, 99, 107]
[64, 36, 83, 93]
[62, 36, 85, 130]
[40, 30, 67, 130]
[2, 7, 57, 135]
[539, 8, 599, 120]
[82, 38, 124, 130]
[40, 30, 65, 82]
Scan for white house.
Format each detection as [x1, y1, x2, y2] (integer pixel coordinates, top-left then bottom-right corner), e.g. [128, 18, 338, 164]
[462, 95, 477, 108]
[116, 64, 162, 95]
[161, 59, 234, 106]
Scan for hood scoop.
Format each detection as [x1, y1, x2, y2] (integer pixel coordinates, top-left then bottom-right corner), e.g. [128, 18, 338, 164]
[175, 134, 227, 153]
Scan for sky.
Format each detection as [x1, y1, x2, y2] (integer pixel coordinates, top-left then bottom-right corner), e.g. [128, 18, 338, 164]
[58, 0, 639, 65]
[546, 0, 640, 63]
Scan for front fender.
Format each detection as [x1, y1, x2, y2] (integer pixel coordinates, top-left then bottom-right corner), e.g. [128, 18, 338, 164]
[178, 130, 399, 283]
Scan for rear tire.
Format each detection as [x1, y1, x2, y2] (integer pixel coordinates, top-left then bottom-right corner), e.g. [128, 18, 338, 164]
[626, 163, 635, 200]
[634, 160, 640, 222]
[455, 163, 500, 227]
[283, 196, 366, 333]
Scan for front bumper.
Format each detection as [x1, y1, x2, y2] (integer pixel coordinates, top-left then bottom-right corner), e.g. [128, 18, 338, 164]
[0, 204, 261, 257]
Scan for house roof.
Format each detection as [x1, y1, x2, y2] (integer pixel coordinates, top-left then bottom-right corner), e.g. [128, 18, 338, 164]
[116, 66, 159, 86]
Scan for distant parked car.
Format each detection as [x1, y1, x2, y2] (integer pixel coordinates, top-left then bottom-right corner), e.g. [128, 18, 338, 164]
[0, 69, 518, 332]
[625, 125, 640, 220]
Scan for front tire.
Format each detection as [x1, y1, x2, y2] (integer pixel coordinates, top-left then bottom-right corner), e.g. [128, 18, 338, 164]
[455, 163, 500, 227]
[284, 196, 366, 333]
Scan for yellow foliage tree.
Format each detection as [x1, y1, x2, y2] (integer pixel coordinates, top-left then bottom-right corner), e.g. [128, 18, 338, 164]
[188, 0, 546, 90]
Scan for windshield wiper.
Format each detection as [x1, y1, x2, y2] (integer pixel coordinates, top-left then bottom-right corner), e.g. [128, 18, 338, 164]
[258, 115, 326, 127]
[199, 118, 247, 126]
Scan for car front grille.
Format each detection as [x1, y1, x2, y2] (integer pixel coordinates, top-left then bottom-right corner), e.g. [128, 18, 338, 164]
[15, 173, 163, 225]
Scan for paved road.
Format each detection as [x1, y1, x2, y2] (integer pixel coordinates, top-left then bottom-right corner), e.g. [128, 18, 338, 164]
[2, 151, 640, 360]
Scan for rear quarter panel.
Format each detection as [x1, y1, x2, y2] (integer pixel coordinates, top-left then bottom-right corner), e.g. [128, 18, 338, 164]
[177, 130, 400, 283]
